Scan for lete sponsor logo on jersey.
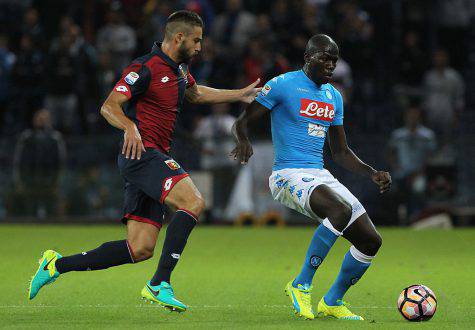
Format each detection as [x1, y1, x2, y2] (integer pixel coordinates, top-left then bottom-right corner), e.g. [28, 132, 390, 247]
[299, 98, 335, 121]
[124, 72, 139, 85]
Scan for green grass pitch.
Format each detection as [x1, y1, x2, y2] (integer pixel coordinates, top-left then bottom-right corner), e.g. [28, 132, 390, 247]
[0, 225, 473, 329]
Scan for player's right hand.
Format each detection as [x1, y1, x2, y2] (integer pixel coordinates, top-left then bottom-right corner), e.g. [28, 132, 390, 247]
[123, 125, 146, 160]
[230, 140, 253, 165]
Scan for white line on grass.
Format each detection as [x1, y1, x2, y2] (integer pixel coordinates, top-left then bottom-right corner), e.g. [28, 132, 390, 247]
[1, 305, 386, 309]
[1, 305, 474, 310]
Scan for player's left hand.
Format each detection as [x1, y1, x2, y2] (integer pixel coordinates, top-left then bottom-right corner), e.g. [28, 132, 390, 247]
[371, 171, 392, 193]
[230, 139, 253, 165]
[240, 79, 262, 104]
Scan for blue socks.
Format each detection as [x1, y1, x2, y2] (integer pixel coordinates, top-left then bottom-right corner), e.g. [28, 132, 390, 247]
[292, 224, 376, 306]
[293, 224, 339, 287]
[324, 246, 373, 306]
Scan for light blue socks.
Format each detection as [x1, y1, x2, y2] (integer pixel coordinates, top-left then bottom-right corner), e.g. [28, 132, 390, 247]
[324, 246, 373, 306]
[293, 224, 339, 287]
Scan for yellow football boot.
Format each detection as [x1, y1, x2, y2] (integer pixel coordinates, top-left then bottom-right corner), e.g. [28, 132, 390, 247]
[284, 280, 315, 320]
[317, 297, 364, 320]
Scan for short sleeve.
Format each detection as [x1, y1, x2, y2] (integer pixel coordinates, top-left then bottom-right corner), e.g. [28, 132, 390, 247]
[255, 76, 284, 110]
[113, 63, 151, 100]
[331, 88, 344, 126]
[186, 70, 196, 89]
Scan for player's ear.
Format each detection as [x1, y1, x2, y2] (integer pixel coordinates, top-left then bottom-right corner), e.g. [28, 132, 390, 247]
[175, 32, 185, 44]
[303, 51, 310, 64]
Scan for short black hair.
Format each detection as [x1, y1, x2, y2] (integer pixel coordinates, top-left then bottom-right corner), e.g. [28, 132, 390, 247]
[165, 10, 203, 39]
[305, 34, 338, 56]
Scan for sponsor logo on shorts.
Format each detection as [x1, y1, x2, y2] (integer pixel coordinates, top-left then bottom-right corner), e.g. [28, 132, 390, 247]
[124, 72, 139, 85]
[351, 277, 360, 285]
[161, 76, 169, 83]
[310, 255, 322, 268]
[115, 85, 128, 93]
[165, 159, 181, 170]
[302, 177, 315, 182]
[260, 84, 271, 96]
[171, 253, 180, 259]
[300, 98, 335, 121]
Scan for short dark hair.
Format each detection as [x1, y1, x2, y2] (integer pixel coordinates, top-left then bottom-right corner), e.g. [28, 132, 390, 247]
[305, 34, 338, 56]
[165, 10, 203, 39]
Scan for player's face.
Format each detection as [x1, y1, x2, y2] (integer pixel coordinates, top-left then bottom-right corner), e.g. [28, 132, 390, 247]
[306, 44, 339, 84]
[178, 26, 202, 63]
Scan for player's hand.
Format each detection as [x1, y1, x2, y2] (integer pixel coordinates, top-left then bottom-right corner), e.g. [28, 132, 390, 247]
[371, 171, 392, 193]
[240, 79, 262, 104]
[230, 139, 253, 165]
[122, 125, 146, 160]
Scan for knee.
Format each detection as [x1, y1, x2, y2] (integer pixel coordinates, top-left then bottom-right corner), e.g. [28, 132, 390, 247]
[327, 201, 352, 231]
[129, 242, 154, 262]
[176, 195, 206, 218]
[359, 232, 382, 256]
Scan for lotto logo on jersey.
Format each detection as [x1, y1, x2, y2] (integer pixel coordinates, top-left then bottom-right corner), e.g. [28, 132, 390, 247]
[299, 98, 335, 121]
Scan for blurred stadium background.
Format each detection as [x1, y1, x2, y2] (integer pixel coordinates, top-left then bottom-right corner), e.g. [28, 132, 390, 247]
[0, 0, 474, 227]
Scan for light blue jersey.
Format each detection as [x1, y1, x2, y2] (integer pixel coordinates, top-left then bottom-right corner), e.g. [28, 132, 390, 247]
[255, 70, 344, 171]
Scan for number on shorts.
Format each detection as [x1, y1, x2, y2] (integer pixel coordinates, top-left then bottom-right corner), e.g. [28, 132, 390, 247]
[164, 178, 173, 191]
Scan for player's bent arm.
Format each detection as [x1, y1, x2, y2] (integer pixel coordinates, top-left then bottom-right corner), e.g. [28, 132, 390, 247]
[328, 125, 376, 177]
[233, 101, 269, 141]
[100, 91, 146, 160]
[100, 91, 135, 131]
[230, 101, 269, 164]
[185, 79, 261, 105]
[328, 125, 392, 193]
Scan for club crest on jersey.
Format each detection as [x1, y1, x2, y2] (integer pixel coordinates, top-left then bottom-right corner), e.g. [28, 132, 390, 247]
[124, 72, 139, 85]
[325, 90, 333, 100]
[115, 85, 128, 93]
[165, 159, 181, 170]
[260, 84, 271, 96]
[300, 98, 335, 121]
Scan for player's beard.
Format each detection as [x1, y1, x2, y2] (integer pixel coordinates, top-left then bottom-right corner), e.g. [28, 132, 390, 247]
[177, 44, 194, 63]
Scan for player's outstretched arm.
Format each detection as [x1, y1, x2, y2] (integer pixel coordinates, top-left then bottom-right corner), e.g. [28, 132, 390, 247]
[230, 101, 269, 165]
[185, 79, 261, 104]
[328, 125, 391, 193]
[100, 91, 146, 160]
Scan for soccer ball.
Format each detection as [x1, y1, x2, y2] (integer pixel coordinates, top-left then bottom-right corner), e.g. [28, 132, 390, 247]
[397, 284, 437, 321]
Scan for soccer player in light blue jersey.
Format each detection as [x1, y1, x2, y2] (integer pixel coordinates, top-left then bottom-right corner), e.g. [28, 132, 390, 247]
[231, 34, 392, 321]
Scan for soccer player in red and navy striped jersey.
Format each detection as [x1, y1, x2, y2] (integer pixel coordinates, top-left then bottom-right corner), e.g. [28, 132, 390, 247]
[28, 11, 261, 311]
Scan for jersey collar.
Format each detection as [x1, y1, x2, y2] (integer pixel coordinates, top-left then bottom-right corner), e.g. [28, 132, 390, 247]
[151, 41, 180, 70]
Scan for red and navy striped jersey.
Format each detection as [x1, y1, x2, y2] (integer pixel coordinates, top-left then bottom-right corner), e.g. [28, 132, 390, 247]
[113, 42, 196, 153]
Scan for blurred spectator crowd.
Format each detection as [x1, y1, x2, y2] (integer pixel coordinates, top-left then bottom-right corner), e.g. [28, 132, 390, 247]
[0, 0, 473, 224]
